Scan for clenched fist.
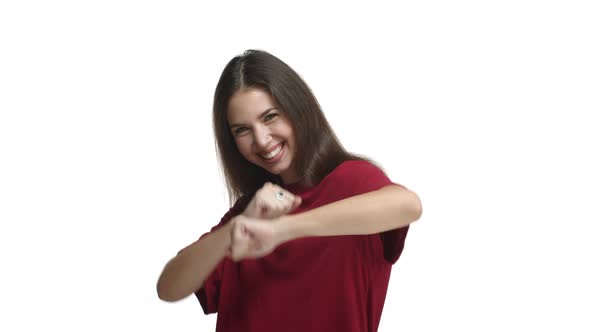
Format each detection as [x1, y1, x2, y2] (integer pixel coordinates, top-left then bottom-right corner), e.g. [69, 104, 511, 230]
[227, 214, 282, 261]
[242, 182, 302, 219]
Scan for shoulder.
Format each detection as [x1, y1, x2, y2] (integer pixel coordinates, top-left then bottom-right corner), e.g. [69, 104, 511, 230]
[331, 160, 384, 176]
[324, 160, 394, 196]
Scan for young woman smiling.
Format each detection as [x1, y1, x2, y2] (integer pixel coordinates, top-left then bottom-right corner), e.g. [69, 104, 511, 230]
[157, 50, 422, 332]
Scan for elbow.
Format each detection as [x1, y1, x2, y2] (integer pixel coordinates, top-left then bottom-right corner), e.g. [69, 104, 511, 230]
[382, 185, 422, 226]
[157, 280, 176, 302]
[157, 285, 184, 303]
[157, 276, 202, 303]
[157, 277, 189, 303]
[407, 190, 422, 222]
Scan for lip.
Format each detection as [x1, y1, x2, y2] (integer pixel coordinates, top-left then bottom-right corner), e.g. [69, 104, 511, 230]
[258, 142, 285, 164]
[258, 142, 283, 155]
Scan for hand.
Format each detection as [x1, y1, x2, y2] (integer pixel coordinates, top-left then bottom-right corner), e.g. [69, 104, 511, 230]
[227, 214, 283, 261]
[242, 182, 302, 219]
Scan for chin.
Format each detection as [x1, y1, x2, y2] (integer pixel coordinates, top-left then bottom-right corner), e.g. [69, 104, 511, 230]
[265, 164, 288, 175]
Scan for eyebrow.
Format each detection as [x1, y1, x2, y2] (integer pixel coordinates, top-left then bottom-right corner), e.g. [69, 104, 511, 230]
[229, 108, 278, 129]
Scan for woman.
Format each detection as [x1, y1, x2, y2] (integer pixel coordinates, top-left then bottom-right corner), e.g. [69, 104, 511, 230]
[157, 50, 422, 332]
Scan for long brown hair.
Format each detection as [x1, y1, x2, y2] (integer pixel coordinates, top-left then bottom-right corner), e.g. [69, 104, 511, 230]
[213, 50, 373, 204]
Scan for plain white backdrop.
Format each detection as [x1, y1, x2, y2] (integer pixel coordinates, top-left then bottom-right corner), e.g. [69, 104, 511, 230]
[1, 1, 589, 331]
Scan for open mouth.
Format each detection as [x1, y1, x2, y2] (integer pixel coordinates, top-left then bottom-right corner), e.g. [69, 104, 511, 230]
[259, 142, 284, 162]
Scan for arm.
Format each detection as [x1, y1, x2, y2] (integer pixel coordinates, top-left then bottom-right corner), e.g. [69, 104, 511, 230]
[156, 221, 233, 302]
[276, 185, 421, 243]
[229, 185, 422, 261]
[157, 185, 300, 301]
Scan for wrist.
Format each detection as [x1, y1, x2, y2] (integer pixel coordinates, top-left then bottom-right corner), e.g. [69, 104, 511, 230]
[222, 216, 239, 254]
[273, 214, 298, 244]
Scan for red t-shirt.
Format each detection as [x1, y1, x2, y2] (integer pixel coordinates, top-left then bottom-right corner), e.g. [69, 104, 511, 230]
[195, 160, 410, 332]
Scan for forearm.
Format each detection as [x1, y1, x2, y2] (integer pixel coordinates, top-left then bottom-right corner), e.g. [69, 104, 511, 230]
[157, 221, 232, 302]
[276, 185, 422, 243]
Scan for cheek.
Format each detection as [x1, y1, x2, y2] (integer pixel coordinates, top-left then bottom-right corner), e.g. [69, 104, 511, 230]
[277, 121, 295, 141]
[284, 126, 296, 147]
[234, 138, 253, 158]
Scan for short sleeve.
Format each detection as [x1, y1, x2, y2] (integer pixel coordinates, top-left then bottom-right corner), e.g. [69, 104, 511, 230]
[338, 161, 410, 264]
[184, 196, 249, 314]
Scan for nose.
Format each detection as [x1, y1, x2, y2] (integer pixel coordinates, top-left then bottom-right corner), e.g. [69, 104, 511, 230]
[252, 125, 272, 149]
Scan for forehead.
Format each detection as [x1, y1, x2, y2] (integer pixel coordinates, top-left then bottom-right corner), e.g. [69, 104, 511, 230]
[227, 88, 277, 123]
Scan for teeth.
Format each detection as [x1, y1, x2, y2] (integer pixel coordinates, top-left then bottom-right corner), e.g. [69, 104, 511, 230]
[261, 144, 283, 159]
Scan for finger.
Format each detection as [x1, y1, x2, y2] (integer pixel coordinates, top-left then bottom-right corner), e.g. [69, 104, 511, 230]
[230, 223, 250, 260]
[259, 195, 286, 218]
[232, 249, 244, 262]
[234, 238, 263, 261]
[259, 201, 270, 217]
[241, 239, 268, 259]
[249, 247, 269, 259]
[289, 195, 302, 212]
[275, 189, 293, 205]
[231, 240, 248, 261]
[270, 184, 292, 199]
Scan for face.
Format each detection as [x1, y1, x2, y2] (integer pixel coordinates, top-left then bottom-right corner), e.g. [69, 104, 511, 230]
[227, 88, 299, 184]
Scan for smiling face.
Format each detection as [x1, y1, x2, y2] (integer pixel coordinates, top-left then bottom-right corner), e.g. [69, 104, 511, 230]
[227, 88, 300, 184]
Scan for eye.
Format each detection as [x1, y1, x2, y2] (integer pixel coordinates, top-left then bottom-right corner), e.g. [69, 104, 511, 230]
[264, 113, 278, 122]
[233, 127, 248, 135]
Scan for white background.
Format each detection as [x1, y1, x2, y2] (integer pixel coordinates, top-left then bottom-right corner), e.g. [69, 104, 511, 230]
[1, 1, 589, 331]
